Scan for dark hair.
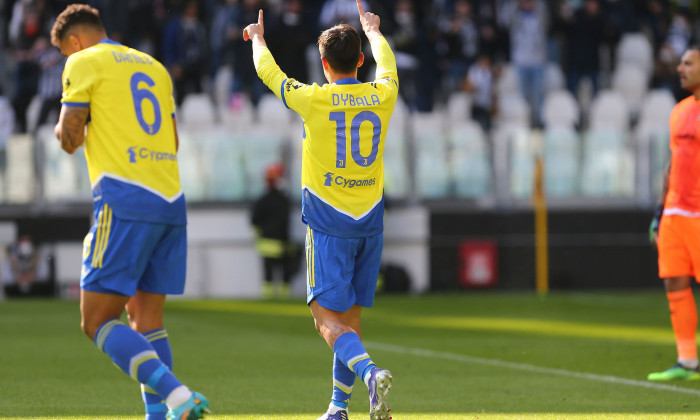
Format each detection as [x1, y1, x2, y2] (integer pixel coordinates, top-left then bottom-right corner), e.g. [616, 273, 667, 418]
[50, 4, 104, 47]
[687, 44, 700, 54]
[318, 24, 362, 74]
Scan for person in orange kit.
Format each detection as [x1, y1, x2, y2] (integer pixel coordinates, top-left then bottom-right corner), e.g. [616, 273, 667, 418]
[649, 44, 700, 381]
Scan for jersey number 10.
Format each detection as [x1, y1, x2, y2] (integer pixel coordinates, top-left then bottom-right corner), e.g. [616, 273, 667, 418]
[130, 72, 162, 135]
[329, 111, 381, 168]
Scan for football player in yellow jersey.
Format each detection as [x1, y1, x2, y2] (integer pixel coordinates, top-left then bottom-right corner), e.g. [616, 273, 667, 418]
[51, 5, 209, 420]
[245, 1, 397, 419]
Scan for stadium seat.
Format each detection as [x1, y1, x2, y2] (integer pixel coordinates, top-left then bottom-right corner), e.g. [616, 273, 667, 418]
[177, 128, 208, 201]
[495, 91, 530, 128]
[256, 93, 293, 126]
[448, 120, 492, 198]
[588, 90, 630, 130]
[198, 129, 247, 201]
[37, 125, 90, 203]
[634, 89, 674, 202]
[412, 112, 449, 198]
[544, 62, 566, 93]
[543, 126, 580, 196]
[495, 64, 520, 96]
[384, 115, 410, 199]
[611, 65, 648, 120]
[446, 91, 472, 123]
[241, 124, 286, 199]
[639, 89, 676, 125]
[542, 89, 579, 129]
[580, 128, 635, 196]
[180, 93, 217, 126]
[213, 65, 233, 114]
[616, 33, 654, 80]
[507, 127, 535, 198]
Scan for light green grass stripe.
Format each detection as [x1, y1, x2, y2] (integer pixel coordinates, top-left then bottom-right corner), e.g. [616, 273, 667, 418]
[401, 316, 674, 344]
[167, 301, 674, 344]
[366, 341, 700, 396]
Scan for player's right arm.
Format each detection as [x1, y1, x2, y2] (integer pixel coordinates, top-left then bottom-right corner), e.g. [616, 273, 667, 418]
[55, 105, 88, 154]
[650, 160, 671, 245]
[56, 53, 94, 154]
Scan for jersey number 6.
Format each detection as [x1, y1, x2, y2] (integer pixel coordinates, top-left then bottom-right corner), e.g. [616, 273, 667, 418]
[330, 111, 381, 168]
[130, 72, 162, 135]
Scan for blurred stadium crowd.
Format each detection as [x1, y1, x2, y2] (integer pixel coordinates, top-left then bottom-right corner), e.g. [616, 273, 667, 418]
[0, 0, 697, 206]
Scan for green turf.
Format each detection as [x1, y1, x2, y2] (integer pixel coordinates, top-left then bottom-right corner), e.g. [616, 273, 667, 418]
[1, 291, 700, 419]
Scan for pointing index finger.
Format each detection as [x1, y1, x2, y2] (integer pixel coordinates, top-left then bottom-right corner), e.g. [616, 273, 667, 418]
[258, 9, 263, 25]
[357, 0, 365, 16]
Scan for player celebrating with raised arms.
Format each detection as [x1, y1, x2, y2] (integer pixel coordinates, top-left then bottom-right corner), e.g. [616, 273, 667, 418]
[244, 1, 398, 419]
[52, 5, 209, 420]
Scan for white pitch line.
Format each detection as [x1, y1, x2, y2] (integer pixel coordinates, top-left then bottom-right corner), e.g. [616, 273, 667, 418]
[366, 341, 700, 396]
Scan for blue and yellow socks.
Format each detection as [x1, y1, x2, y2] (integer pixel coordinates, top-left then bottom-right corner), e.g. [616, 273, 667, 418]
[333, 332, 377, 387]
[331, 353, 354, 409]
[141, 328, 172, 420]
[94, 320, 191, 411]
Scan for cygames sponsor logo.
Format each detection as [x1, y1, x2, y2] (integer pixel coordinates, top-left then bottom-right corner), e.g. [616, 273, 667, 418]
[323, 172, 375, 188]
[127, 146, 177, 163]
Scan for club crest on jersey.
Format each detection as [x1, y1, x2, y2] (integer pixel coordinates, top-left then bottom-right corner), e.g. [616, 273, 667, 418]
[323, 172, 376, 188]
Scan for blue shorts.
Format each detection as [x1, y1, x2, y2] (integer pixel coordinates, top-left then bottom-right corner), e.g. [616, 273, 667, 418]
[305, 226, 382, 312]
[80, 204, 187, 296]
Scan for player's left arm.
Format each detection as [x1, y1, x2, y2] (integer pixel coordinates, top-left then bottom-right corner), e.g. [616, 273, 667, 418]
[55, 105, 89, 154]
[173, 117, 179, 152]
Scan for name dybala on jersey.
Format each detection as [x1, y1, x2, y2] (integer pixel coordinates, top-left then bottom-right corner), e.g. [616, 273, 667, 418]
[253, 36, 399, 238]
[61, 39, 185, 225]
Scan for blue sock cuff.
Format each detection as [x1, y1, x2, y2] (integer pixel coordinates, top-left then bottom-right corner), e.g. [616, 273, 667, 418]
[361, 363, 377, 381]
[146, 365, 170, 390]
[94, 319, 122, 351]
[144, 328, 169, 343]
[331, 400, 349, 409]
[333, 332, 360, 354]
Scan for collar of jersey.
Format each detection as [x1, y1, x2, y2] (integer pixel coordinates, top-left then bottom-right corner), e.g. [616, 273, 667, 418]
[334, 78, 361, 85]
[99, 38, 122, 46]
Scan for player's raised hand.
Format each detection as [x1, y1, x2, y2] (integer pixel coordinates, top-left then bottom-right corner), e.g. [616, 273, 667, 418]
[243, 9, 264, 41]
[357, 0, 381, 37]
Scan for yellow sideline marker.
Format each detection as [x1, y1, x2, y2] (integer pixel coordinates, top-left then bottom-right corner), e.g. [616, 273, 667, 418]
[532, 130, 549, 296]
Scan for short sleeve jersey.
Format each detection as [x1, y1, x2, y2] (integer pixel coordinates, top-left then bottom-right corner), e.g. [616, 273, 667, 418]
[665, 95, 700, 216]
[253, 36, 399, 237]
[61, 39, 185, 225]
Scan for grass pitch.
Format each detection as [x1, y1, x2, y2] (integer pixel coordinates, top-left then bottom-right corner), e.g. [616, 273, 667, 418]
[1, 291, 699, 419]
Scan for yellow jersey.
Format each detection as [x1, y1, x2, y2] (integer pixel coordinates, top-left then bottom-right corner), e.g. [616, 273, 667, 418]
[254, 36, 399, 237]
[61, 39, 185, 224]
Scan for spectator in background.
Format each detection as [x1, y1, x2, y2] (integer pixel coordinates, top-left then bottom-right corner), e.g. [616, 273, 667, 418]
[319, 0, 373, 81]
[267, 0, 315, 83]
[464, 53, 495, 131]
[665, 8, 694, 60]
[439, 0, 480, 94]
[564, 0, 605, 97]
[0, 85, 14, 199]
[162, 0, 209, 107]
[499, 0, 549, 127]
[209, 0, 240, 81]
[2, 234, 52, 297]
[388, 0, 419, 108]
[250, 163, 293, 299]
[8, 0, 48, 133]
[33, 37, 65, 132]
[231, 0, 269, 110]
